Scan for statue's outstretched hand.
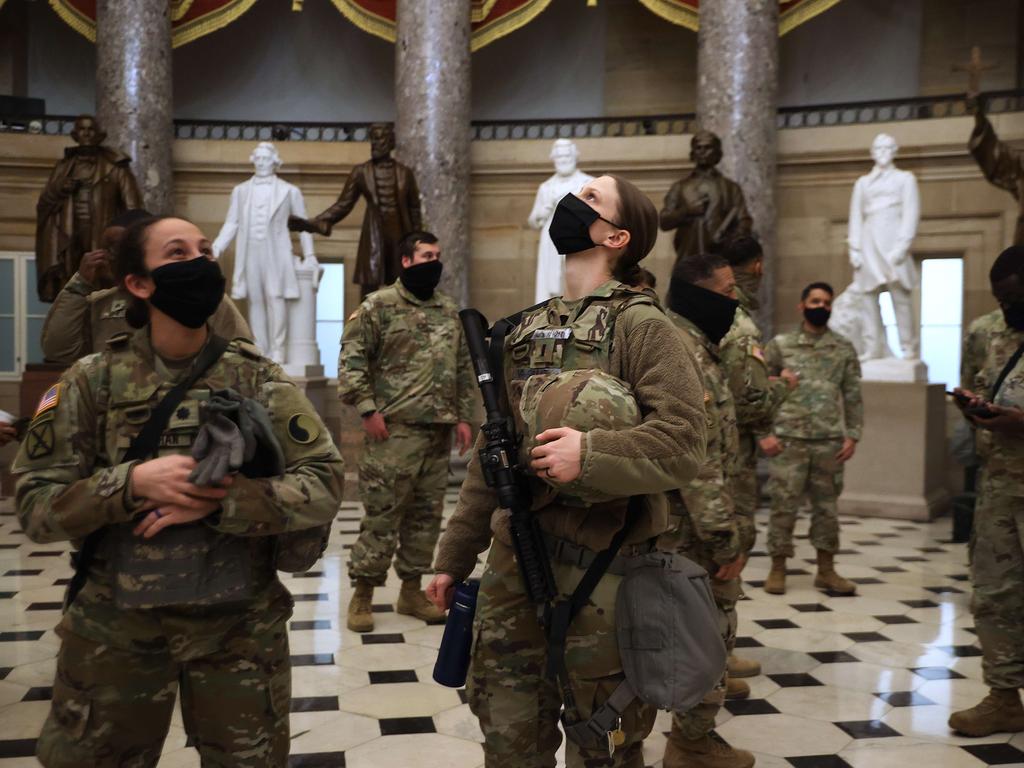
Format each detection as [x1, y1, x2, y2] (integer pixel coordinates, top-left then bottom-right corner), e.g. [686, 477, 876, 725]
[849, 249, 863, 270]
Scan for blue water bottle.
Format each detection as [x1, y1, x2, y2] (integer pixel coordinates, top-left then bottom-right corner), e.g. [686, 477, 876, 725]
[432, 580, 480, 688]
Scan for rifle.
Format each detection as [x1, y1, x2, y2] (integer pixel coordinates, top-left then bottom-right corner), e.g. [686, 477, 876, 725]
[459, 308, 556, 607]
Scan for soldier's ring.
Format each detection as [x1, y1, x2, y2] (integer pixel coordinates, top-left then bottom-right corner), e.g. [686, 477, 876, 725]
[545, 469, 556, 479]
[153, 509, 163, 518]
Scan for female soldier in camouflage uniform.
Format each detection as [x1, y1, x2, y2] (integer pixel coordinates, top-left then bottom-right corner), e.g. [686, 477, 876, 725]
[13, 216, 344, 767]
[427, 175, 708, 767]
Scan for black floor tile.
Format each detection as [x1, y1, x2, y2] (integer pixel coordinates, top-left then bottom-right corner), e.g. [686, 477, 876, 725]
[875, 691, 935, 707]
[0, 668, 10, 680]
[896, 556, 928, 562]
[21, 686, 52, 702]
[27, 551, 62, 557]
[960, 744, 1024, 765]
[0, 631, 45, 641]
[850, 577, 884, 585]
[875, 533, 900, 539]
[809, 651, 860, 664]
[901, 599, 938, 608]
[0, 592, 16, 599]
[833, 720, 901, 739]
[939, 645, 982, 657]
[874, 615, 917, 625]
[791, 603, 832, 613]
[844, 632, 889, 642]
[925, 586, 964, 594]
[0, 739, 37, 758]
[786, 568, 811, 576]
[379, 716, 436, 736]
[291, 620, 332, 630]
[724, 699, 779, 716]
[371, 604, 395, 613]
[53, 578, 71, 586]
[756, 619, 800, 630]
[293, 593, 329, 602]
[4, 569, 42, 576]
[290, 571, 324, 579]
[787, 757, 853, 768]
[290, 654, 334, 666]
[369, 670, 418, 684]
[949, 574, 970, 581]
[874, 566, 906, 573]
[289, 752, 346, 767]
[745, 580, 766, 588]
[768, 673, 822, 687]
[290, 696, 340, 713]
[911, 666, 965, 680]
[361, 633, 404, 645]
[27, 602, 63, 611]
[853, 541, 882, 547]
[733, 637, 763, 648]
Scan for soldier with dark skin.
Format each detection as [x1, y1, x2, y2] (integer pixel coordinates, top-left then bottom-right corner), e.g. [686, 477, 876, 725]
[951, 245, 1024, 737]
[13, 215, 344, 767]
[660, 252, 754, 768]
[426, 174, 708, 768]
[340, 231, 476, 631]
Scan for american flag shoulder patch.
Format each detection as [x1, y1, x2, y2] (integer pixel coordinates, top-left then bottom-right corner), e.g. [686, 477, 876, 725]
[34, 384, 61, 418]
[750, 345, 765, 363]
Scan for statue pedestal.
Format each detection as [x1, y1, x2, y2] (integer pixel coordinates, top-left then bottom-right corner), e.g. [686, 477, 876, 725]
[861, 357, 928, 383]
[839, 381, 949, 521]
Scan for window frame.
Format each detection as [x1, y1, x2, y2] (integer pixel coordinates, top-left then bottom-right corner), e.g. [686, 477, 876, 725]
[0, 251, 43, 381]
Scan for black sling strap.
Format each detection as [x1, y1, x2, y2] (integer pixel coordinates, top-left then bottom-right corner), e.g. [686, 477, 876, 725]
[63, 334, 231, 609]
[991, 342, 1024, 402]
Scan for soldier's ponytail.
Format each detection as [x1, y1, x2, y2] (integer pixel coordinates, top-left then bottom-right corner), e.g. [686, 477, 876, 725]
[608, 175, 658, 285]
[114, 215, 174, 328]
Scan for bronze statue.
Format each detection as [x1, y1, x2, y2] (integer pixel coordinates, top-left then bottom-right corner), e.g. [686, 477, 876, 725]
[961, 47, 1024, 246]
[289, 123, 422, 296]
[35, 115, 143, 302]
[659, 130, 753, 263]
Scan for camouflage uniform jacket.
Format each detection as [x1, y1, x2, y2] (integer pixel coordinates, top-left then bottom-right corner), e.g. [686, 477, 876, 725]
[974, 321, 1024, 486]
[339, 281, 476, 424]
[720, 285, 790, 436]
[41, 271, 252, 365]
[962, 309, 1014, 391]
[13, 329, 344, 653]
[764, 327, 863, 441]
[666, 311, 742, 564]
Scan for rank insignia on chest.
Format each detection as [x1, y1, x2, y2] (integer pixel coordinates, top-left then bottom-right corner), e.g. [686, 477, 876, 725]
[25, 419, 55, 459]
[33, 384, 61, 418]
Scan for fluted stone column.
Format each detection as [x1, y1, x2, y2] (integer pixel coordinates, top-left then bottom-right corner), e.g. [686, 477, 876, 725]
[395, 0, 472, 307]
[96, 0, 174, 214]
[697, 0, 779, 333]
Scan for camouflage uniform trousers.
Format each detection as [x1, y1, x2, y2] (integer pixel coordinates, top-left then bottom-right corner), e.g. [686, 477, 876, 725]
[970, 470, 1024, 690]
[36, 614, 290, 768]
[766, 437, 845, 558]
[733, 431, 760, 552]
[468, 539, 658, 768]
[669, 546, 738, 741]
[350, 422, 452, 586]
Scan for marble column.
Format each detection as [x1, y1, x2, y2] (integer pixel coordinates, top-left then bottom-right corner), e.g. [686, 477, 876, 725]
[697, 0, 779, 333]
[395, 0, 472, 307]
[95, 0, 174, 214]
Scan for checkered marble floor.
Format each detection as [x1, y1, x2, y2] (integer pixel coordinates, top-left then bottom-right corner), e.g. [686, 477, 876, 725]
[1, 493, 1023, 768]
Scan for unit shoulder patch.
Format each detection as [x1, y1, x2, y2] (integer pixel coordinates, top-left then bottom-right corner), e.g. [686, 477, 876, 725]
[25, 419, 55, 459]
[287, 413, 320, 445]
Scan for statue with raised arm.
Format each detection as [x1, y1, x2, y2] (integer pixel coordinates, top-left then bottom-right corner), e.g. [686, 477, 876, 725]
[288, 123, 422, 297]
[848, 133, 921, 361]
[659, 130, 752, 264]
[528, 139, 594, 303]
[35, 114, 143, 302]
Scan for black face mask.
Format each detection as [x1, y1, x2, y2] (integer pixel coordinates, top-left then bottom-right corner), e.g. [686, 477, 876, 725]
[1003, 301, 1024, 331]
[666, 278, 739, 345]
[549, 194, 621, 256]
[400, 260, 443, 300]
[804, 306, 832, 328]
[149, 257, 226, 329]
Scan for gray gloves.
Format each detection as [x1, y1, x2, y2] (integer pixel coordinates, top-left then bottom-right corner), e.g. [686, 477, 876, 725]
[189, 389, 286, 487]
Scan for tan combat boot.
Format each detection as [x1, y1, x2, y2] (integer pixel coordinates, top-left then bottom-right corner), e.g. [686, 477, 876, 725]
[764, 556, 787, 595]
[725, 677, 750, 700]
[664, 729, 755, 768]
[814, 550, 857, 595]
[949, 688, 1024, 736]
[727, 654, 762, 678]
[396, 578, 446, 622]
[347, 580, 375, 633]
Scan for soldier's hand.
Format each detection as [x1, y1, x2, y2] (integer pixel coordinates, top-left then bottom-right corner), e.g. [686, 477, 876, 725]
[79, 250, 114, 289]
[132, 500, 223, 539]
[970, 404, 1024, 435]
[426, 573, 455, 611]
[759, 435, 784, 457]
[715, 554, 746, 581]
[130, 455, 232, 509]
[530, 427, 583, 483]
[835, 437, 857, 463]
[779, 368, 799, 390]
[362, 412, 389, 441]
[0, 423, 16, 447]
[454, 422, 473, 456]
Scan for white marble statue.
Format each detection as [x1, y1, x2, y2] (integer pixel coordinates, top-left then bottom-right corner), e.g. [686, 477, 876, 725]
[529, 139, 594, 303]
[213, 142, 321, 372]
[847, 133, 921, 363]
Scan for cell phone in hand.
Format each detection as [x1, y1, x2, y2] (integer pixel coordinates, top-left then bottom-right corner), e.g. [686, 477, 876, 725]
[947, 391, 998, 419]
[947, 390, 972, 407]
